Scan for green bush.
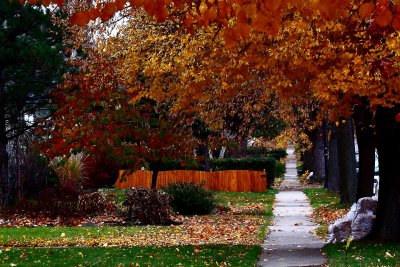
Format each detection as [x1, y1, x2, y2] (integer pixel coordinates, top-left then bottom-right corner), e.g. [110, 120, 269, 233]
[123, 187, 173, 225]
[268, 149, 288, 160]
[273, 160, 286, 178]
[161, 182, 217, 215]
[210, 157, 275, 171]
[140, 159, 200, 171]
[297, 162, 306, 176]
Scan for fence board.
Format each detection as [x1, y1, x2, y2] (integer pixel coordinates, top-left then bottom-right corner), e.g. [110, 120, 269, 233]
[115, 170, 267, 192]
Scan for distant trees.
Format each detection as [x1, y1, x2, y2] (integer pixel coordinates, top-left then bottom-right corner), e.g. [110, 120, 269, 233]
[0, 1, 64, 206]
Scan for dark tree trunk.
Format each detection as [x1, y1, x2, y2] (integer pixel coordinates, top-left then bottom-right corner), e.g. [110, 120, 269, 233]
[302, 149, 313, 174]
[0, 108, 10, 207]
[15, 137, 23, 202]
[151, 168, 159, 190]
[311, 126, 325, 180]
[336, 117, 358, 204]
[328, 126, 341, 193]
[149, 160, 161, 189]
[371, 106, 400, 241]
[197, 143, 210, 171]
[353, 103, 375, 199]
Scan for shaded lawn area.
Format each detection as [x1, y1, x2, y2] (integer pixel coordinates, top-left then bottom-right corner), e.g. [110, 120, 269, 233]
[0, 190, 276, 266]
[0, 245, 261, 266]
[324, 241, 400, 267]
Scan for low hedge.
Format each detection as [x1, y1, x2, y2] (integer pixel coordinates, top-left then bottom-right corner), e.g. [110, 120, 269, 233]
[267, 149, 288, 160]
[144, 154, 286, 189]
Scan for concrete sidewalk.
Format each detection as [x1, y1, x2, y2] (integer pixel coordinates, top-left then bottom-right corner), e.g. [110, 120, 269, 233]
[257, 146, 326, 267]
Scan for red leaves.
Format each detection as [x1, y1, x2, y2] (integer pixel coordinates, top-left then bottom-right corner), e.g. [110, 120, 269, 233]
[71, 12, 91, 27]
[70, 1, 127, 25]
[376, 7, 393, 27]
[359, 2, 375, 19]
[358, 0, 400, 30]
[369, 57, 394, 79]
[395, 113, 400, 122]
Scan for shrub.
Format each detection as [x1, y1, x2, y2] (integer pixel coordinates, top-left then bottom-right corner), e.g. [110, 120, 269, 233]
[18, 186, 81, 218]
[50, 153, 88, 190]
[210, 157, 276, 171]
[273, 160, 286, 179]
[268, 149, 288, 160]
[162, 181, 217, 215]
[267, 160, 286, 188]
[77, 191, 116, 216]
[123, 187, 173, 225]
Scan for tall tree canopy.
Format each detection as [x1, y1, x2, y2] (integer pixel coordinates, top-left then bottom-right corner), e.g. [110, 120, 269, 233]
[0, 0, 64, 206]
[24, 0, 400, 241]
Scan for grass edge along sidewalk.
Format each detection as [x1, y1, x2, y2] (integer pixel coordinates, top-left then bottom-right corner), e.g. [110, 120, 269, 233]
[0, 245, 261, 267]
[304, 188, 400, 267]
[0, 190, 277, 266]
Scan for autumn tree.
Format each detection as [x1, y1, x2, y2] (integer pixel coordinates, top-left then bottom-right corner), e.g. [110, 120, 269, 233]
[41, 46, 196, 189]
[30, 0, 400, 241]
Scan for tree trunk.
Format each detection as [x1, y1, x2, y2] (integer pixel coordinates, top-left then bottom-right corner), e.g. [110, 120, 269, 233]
[16, 137, 23, 202]
[353, 104, 375, 199]
[328, 126, 341, 193]
[311, 126, 325, 180]
[149, 160, 161, 189]
[302, 149, 313, 174]
[336, 118, 358, 204]
[0, 108, 10, 207]
[371, 106, 400, 241]
[196, 143, 210, 171]
[151, 168, 159, 190]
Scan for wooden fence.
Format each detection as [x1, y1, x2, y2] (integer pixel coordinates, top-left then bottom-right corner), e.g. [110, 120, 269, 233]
[115, 170, 267, 192]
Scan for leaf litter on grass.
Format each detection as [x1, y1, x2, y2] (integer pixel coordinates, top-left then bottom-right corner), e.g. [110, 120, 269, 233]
[0, 203, 268, 247]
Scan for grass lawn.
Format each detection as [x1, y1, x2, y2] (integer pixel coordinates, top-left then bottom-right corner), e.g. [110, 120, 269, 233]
[0, 190, 276, 266]
[303, 188, 350, 239]
[324, 241, 400, 267]
[0, 245, 261, 266]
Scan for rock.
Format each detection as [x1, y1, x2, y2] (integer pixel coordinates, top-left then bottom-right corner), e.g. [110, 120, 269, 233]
[327, 197, 378, 243]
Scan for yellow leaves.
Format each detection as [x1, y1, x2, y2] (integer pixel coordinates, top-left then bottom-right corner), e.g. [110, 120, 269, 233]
[346, 236, 352, 250]
[384, 251, 394, 258]
[359, 2, 375, 19]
